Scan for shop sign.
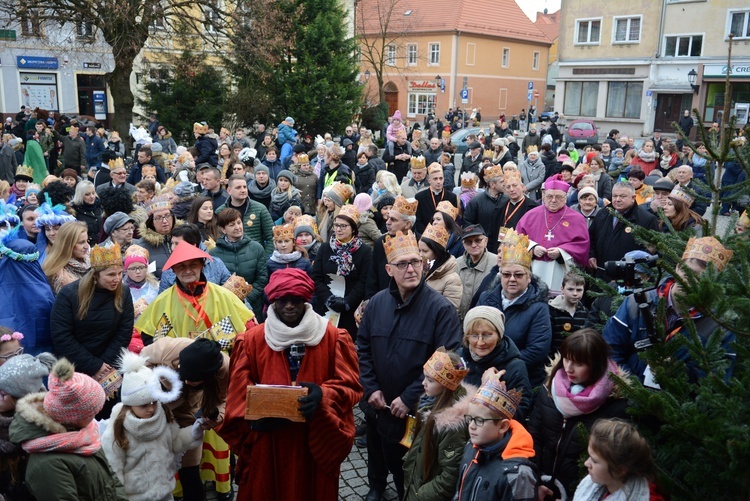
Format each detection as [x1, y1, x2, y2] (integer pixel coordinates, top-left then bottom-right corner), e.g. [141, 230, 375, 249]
[17, 56, 58, 69]
[408, 80, 437, 90]
[703, 64, 750, 78]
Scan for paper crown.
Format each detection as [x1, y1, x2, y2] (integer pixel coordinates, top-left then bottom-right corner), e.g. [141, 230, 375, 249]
[327, 181, 354, 207]
[526, 145, 538, 154]
[193, 122, 208, 135]
[471, 378, 522, 419]
[501, 237, 532, 269]
[484, 164, 504, 181]
[423, 347, 469, 391]
[222, 274, 253, 301]
[460, 172, 478, 188]
[297, 153, 309, 164]
[442, 130, 451, 138]
[124, 244, 149, 264]
[410, 156, 426, 170]
[682, 236, 733, 271]
[740, 210, 750, 227]
[338, 204, 361, 226]
[15, 165, 34, 180]
[383, 230, 419, 263]
[392, 196, 418, 217]
[669, 185, 694, 206]
[396, 129, 407, 138]
[146, 195, 172, 216]
[436, 201, 459, 220]
[108, 157, 125, 171]
[483, 149, 494, 159]
[504, 170, 522, 184]
[499, 227, 528, 247]
[294, 214, 319, 236]
[141, 165, 157, 177]
[422, 223, 450, 248]
[26, 183, 41, 195]
[34, 200, 77, 228]
[273, 223, 295, 241]
[427, 163, 443, 175]
[90, 242, 122, 269]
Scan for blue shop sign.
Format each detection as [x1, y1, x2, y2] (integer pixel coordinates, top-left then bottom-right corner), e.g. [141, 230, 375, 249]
[17, 56, 58, 70]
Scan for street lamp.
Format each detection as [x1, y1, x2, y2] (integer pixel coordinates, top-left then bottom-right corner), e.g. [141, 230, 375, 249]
[687, 69, 699, 94]
[364, 69, 370, 82]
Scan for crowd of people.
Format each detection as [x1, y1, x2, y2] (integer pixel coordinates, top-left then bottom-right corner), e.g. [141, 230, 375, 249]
[0, 105, 746, 501]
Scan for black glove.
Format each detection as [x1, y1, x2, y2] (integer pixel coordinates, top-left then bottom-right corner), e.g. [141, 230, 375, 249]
[327, 296, 348, 313]
[248, 417, 290, 432]
[297, 382, 323, 420]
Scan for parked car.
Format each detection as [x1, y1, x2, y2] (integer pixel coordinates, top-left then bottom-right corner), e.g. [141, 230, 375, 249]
[450, 127, 482, 155]
[539, 110, 556, 122]
[563, 119, 600, 146]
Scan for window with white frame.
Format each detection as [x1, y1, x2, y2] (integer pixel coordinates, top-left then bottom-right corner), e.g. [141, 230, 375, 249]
[386, 44, 396, 66]
[532, 51, 540, 70]
[502, 48, 510, 68]
[729, 10, 750, 39]
[408, 92, 436, 117]
[575, 18, 601, 45]
[204, 0, 223, 33]
[563, 81, 598, 117]
[613, 16, 641, 43]
[76, 20, 93, 39]
[429, 43, 440, 65]
[664, 35, 703, 57]
[151, 2, 166, 29]
[606, 81, 643, 119]
[407, 44, 417, 66]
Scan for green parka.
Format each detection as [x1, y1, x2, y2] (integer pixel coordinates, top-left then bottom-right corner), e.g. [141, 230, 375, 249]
[209, 235, 269, 318]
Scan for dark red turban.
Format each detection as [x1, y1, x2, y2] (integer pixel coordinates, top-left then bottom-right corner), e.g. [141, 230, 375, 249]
[265, 268, 315, 303]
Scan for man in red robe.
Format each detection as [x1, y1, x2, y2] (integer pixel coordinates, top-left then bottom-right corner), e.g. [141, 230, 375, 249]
[218, 268, 363, 500]
[515, 177, 590, 294]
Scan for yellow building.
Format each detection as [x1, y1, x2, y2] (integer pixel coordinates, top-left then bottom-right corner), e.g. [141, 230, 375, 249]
[358, 0, 552, 123]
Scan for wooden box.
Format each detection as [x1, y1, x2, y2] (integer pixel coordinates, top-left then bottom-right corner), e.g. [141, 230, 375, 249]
[244, 384, 308, 422]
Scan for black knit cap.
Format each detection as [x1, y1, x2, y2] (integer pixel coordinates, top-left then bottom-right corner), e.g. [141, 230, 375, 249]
[377, 195, 396, 212]
[179, 338, 223, 382]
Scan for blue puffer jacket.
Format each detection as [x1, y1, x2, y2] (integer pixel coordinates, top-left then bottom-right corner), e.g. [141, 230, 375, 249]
[277, 122, 297, 146]
[477, 274, 552, 387]
[158, 243, 232, 293]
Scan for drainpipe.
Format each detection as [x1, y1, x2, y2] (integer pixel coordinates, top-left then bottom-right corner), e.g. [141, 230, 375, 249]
[452, 31, 460, 109]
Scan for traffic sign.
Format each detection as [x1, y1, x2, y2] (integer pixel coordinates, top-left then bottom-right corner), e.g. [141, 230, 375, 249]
[461, 88, 469, 103]
[528, 81, 534, 90]
[527, 91, 533, 101]
[534, 90, 540, 98]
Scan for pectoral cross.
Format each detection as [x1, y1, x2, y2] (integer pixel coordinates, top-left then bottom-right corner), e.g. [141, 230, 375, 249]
[544, 230, 554, 241]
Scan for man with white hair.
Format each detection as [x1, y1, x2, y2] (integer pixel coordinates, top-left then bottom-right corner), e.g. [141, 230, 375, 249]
[675, 165, 708, 215]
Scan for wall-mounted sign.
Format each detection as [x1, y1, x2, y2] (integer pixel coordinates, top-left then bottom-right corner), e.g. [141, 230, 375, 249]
[703, 64, 750, 78]
[408, 80, 437, 90]
[83, 62, 102, 69]
[17, 56, 58, 70]
[20, 72, 59, 112]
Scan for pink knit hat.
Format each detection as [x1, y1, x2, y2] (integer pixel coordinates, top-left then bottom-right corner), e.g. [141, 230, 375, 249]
[392, 110, 402, 121]
[353, 193, 373, 213]
[123, 244, 149, 270]
[43, 359, 105, 428]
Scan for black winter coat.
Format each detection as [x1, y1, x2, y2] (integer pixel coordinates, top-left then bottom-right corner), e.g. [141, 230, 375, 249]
[194, 135, 219, 166]
[462, 191, 510, 254]
[527, 384, 628, 498]
[50, 280, 134, 376]
[459, 336, 532, 421]
[353, 162, 376, 195]
[72, 201, 104, 247]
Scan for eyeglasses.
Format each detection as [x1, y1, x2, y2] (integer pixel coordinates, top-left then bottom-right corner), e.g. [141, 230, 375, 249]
[0, 347, 24, 361]
[464, 415, 502, 427]
[127, 266, 147, 272]
[154, 214, 172, 222]
[544, 194, 566, 201]
[333, 223, 350, 230]
[112, 171, 127, 176]
[467, 333, 496, 342]
[501, 272, 527, 280]
[389, 259, 423, 271]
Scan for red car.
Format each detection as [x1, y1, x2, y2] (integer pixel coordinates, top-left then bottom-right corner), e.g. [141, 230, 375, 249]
[563, 119, 600, 146]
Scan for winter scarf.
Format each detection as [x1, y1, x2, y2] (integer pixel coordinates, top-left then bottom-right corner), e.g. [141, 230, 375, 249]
[660, 155, 677, 170]
[65, 257, 91, 277]
[22, 420, 101, 456]
[123, 402, 167, 442]
[550, 360, 617, 418]
[270, 250, 302, 264]
[10, 184, 25, 199]
[271, 187, 300, 207]
[460, 188, 477, 209]
[573, 474, 651, 501]
[247, 179, 276, 199]
[637, 150, 656, 162]
[264, 303, 328, 351]
[329, 235, 363, 277]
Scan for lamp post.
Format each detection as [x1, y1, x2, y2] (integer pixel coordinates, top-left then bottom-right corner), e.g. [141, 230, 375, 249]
[687, 69, 699, 94]
[364, 69, 370, 82]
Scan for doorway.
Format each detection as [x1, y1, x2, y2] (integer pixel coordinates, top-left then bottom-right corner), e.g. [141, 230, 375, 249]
[384, 82, 399, 117]
[76, 74, 107, 125]
[654, 93, 693, 133]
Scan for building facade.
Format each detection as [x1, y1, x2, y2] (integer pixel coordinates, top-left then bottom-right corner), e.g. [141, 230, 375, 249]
[555, 0, 750, 139]
[358, 0, 552, 124]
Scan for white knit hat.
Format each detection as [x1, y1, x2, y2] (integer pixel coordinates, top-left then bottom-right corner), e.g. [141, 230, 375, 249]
[118, 350, 182, 406]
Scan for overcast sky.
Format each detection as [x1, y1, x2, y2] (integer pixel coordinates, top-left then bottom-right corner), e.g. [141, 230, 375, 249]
[518, 0, 561, 22]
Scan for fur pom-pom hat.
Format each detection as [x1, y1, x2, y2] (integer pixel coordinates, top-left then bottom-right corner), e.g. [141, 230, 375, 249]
[118, 350, 182, 407]
[44, 359, 105, 428]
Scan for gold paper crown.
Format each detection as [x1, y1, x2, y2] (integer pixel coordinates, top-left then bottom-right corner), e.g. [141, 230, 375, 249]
[471, 378, 522, 419]
[501, 240, 532, 269]
[383, 230, 420, 263]
[328, 181, 354, 206]
[504, 171, 522, 184]
[427, 163, 443, 176]
[15, 165, 34, 180]
[294, 215, 319, 236]
[669, 185, 694, 207]
[222, 274, 253, 300]
[485, 164, 504, 181]
[412, 129, 422, 139]
[410, 156, 426, 170]
[436, 201, 459, 220]
[396, 129, 407, 139]
[422, 223, 450, 248]
[483, 149, 493, 159]
[146, 195, 172, 216]
[90, 242, 122, 269]
[297, 153, 309, 164]
[499, 228, 528, 248]
[124, 244, 149, 262]
[682, 236, 733, 271]
[460, 172, 478, 188]
[526, 145, 538, 154]
[108, 157, 125, 171]
[272, 223, 295, 241]
[740, 210, 750, 227]
[392, 196, 418, 216]
[423, 347, 469, 391]
[193, 122, 208, 135]
[338, 204, 361, 225]
[442, 130, 451, 139]
[141, 165, 157, 177]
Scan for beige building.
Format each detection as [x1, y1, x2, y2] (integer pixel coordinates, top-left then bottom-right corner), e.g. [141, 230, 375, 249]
[358, 0, 552, 123]
[555, 0, 750, 138]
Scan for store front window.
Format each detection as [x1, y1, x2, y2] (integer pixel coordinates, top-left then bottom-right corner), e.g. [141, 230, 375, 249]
[407, 92, 436, 117]
[704, 82, 750, 125]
